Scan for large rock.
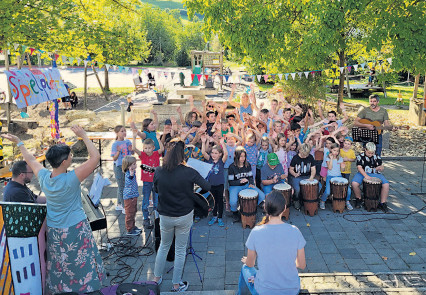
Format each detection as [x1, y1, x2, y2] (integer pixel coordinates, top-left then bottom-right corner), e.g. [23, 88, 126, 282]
[65, 110, 97, 122]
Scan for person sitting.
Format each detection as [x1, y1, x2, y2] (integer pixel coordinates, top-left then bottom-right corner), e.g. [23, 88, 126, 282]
[70, 91, 78, 108]
[261, 153, 288, 195]
[351, 142, 390, 212]
[237, 190, 306, 295]
[2, 160, 46, 203]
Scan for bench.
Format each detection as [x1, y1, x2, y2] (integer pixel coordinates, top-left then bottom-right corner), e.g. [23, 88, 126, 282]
[133, 76, 149, 92]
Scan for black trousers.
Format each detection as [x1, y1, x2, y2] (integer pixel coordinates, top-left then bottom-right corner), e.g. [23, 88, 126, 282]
[211, 184, 224, 218]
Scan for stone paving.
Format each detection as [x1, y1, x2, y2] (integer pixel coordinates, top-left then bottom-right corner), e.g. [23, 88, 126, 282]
[82, 159, 426, 293]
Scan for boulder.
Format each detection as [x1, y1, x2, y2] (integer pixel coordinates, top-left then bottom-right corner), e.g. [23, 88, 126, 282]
[65, 110, 97, 122]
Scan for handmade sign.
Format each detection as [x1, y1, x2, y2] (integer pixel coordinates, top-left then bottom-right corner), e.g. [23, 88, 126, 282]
[0, 202, 47, 294]
[5, 68, 69, 108]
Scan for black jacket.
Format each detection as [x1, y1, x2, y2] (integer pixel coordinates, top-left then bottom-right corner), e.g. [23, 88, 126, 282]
[154, 164, 211, 217]
[227, 163, 254, 186]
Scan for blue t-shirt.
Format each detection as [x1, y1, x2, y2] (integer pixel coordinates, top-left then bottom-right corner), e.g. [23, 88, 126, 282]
[111, 139, 132, 166]
[123, 170, 139, 199]
[326, 156, 343, 177]
[224, 145, 236, 168]
[261, 163, 285, 181]
[38, 168, 86, 228]
[143, 130, 160, 151]
[244, 143, 258, 167]
[246, 223, 306, 295]
[207, 158, 225, 186]
[257, 149, 269, 169]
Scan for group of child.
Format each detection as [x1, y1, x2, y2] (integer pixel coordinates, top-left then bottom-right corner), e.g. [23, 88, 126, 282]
[111, 84, 386, 235]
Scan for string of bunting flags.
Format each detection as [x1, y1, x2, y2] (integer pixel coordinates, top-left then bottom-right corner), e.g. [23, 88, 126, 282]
[3, 43, 393, 84]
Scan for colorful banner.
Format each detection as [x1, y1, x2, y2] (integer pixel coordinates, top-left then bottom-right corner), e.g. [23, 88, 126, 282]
[5, 68, 69, 109]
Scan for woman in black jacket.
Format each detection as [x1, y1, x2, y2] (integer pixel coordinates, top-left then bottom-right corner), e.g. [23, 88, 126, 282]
[228, 147, 265, 222]
[152, 138, 210, 292]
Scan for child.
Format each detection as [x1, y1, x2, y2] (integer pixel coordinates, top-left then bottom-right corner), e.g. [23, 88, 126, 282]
[132, 135, 164, 229]
[122, 156, 141, 236]
[224, 133, 242, 212]
[111, 125, 133, 213]
[340, 136, 356, 180]
[255, 137, 272, 190]
[242, 127, 261, 183]
[319, 136, 337, 179]
[274, 133, 289, 175]
[287, 140, 298, 165]
[201, 136, 228, 227]
[131, 110, 160, 151]
[320, 143, 352, 211]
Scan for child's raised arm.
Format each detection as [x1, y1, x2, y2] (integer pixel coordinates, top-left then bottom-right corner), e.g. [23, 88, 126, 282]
[220, 137, 228, 163]
[201, 134, 210, 160]
[132, 133, 142, 156]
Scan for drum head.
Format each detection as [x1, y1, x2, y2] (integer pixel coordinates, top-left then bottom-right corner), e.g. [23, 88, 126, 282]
[330, 177, 348, 185]
[273, 183, 291, 190]
[239, 189, 258, 199]
[363, 177, 382, 184]
[300, 179, 318, 185]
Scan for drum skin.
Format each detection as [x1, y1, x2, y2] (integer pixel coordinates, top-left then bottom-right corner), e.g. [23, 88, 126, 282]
[363, 177, 382, 212]
[238, 189, 258, 229]
[331, 177, 348, 213]
[300, 179, 318, 217]
[273, 183, 292, 220]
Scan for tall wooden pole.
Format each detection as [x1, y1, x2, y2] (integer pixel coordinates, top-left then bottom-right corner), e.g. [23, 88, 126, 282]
[84, 64, 88, 110]
[91, 65, 108, 100]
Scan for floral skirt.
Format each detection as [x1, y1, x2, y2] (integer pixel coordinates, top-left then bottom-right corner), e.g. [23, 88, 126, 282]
[46, 219, 105, 294]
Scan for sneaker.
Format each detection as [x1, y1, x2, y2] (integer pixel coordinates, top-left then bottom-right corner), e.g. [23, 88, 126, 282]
[346, 201, 353, 211]
[126, 229, 141, 236]
[208, 216, 218, 226]
[133, 226, 142, 233]
[115, 204, 124, 211]
[355, 198, 362, 209]
[122, 208, 126, 215]
[320, 201, 325, 210]
[217, 218, 225, 227]
[143, 219, 153, 229]
[154, 276, 162, 285]
[171, 281, 189, 292]
[232, 211, 241, 223]
[293, 200, 301, 210]
[378, 202, 389, 213]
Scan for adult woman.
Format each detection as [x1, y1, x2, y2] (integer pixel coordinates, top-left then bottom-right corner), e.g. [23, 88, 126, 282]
[2, 125, 104, 293]
[152, 137, 211, 292]
[228, 83, 259, 122]
[228, 147, 265, 222]
[238, 191, 306, 295]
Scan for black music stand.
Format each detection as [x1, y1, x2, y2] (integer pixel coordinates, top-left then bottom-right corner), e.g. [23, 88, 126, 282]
[167, 225, 203, 283]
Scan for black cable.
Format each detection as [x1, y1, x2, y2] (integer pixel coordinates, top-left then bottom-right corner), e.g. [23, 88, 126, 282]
[98, 203, 155, 285]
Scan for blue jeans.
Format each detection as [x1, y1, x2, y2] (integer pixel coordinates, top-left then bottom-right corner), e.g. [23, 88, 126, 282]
[229, 184, 265, 212]
[237, 265, 259, 295]
[321, 175, 351, 202]
[351, 172, 389, 185]
[113, 164, 125, 205]
[142, 181, 158, 220]
[262, 180, 286, 195]
[290, 176, 322, 201]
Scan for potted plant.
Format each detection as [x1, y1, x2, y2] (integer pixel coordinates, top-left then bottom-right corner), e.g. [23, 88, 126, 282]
[153, 86, 169, 103]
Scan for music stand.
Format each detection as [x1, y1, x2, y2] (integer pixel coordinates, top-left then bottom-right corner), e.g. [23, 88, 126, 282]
[167, 225, 203, 283]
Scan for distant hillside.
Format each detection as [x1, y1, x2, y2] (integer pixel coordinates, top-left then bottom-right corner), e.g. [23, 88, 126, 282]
[139, 0, 203, 20]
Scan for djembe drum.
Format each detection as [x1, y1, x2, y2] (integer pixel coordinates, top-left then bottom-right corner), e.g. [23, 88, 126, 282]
[273, 183, 292, 220]
[238, 189, 258, 229]
[330, 177, 349, 213]
[363, 177, 382, 212]
[300, 179, 319, 216]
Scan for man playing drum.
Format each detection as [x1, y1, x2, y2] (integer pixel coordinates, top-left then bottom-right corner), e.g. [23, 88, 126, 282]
[351, 142, 390, 213]
[260, 153, 288, 195]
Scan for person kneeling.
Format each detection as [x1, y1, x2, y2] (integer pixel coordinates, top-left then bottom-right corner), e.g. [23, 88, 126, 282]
[261, 153, 289, 195]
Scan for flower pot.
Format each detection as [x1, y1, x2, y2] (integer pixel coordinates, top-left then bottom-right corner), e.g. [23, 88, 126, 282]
[156, 93, 167, 103]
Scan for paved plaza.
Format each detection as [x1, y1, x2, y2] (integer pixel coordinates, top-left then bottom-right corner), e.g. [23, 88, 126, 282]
[80, 159, 426, 294]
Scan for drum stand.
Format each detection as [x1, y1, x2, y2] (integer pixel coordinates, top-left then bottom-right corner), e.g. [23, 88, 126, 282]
[167, 225, 203, 283]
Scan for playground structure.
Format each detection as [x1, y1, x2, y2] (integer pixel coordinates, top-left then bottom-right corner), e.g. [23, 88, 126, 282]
[190, 50, 224, 89]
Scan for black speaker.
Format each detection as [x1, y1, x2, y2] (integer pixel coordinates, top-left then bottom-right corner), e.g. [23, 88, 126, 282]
[115, 283, 159, 295]
[154, 217, 175, 262]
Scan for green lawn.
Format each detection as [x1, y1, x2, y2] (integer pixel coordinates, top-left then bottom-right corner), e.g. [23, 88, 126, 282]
[74, 87, 135, 97]
[140, 0, 184, 10]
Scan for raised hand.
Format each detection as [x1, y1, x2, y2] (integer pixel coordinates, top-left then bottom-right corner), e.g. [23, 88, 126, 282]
[176, 106, 182, 113]
[71, 125, 87, 138]
[1, 133, 20, 143]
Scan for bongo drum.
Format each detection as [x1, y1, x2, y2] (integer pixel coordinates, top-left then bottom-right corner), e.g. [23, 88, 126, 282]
[330, 177, 349, 213]
[273, 183, 292, 220]
[300, 179, 319, 216]
[363, 177, 382, 212]
[238, 189, 258, 229]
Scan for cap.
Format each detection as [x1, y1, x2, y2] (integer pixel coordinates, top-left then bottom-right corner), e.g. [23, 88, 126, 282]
[344, 136, 353, 142]
[267, 153, 280, 166]
[164, 119, 172, 125]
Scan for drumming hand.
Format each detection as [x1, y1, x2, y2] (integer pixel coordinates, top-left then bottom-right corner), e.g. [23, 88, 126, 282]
[240, 178, 248, 184]
[367, 124, 375, 130]
[364, 175, 373, 181]
[376, 166, 384, 172]
[249, 184, 255, 188]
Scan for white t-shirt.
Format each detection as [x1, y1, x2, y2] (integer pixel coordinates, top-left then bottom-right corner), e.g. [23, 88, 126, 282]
[326, 157, 343, 177]
[246, 223, 306, 295]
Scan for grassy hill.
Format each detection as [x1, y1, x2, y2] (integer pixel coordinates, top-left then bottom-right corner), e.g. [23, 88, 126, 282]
[139, 0, 203, 20]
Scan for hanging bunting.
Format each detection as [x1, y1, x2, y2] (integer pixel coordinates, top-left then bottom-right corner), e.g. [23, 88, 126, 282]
[191, 74, 195, 81]
[354, 64, 359, 71]
[368, 62, 373, 69]
[361, 63, 366, 69]
[285, 73, 289, 80]
[256, 75, 261, 82]
[171, 72, 175, 80]
[297, 72, 302, 78]
[339, 67, 344, 73]
[271, 74, 276, 80]
[118, 66, 124, 72]
[68, 57, 74, 65]
[84, 60, 89, 67]
[304, 71, 309, 78]
[124, 67, 129, 73]
[138, 69, 143, 76]
[98, 62, 104, 69]
[22, 45, 28, 53]
[263, 75, 268, 82]
[204, 74, 209, 81]
[131, 68, 137, 75]
[324, 69, 329, 76]
[61, 55, 67, 64]
[311, 71, 316, 77]
[77, 58, 82, 66]
[387, 58, 392, 64]
[291, 73, 296, 80]
[54, 54, 59, 61]
[196, 74, 202, 82]
[13, 43, 19, 50]
[224, 75, 229, 82]
[29, 48, 35, 55]
[278, 74, 283, 80]
[105, 64, 111, 71]
[347, 66, 352, 73]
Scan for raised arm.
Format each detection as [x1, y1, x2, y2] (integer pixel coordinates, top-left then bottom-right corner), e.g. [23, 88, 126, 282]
[228, 84, 239, 108]
[340, 103, 349, 124]
[200, 134, 210, 160]
[132, 133, 142, 156]
[317, 100, 325, 121]
[72, 126, 101, 182]
[177, 106, 185, 126]
[220, 137, 228, 163]
[1, 134, 44, 177]
[151, 110, 158, 129]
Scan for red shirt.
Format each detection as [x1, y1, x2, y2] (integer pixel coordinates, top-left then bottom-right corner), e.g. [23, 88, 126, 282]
[139, 151, 160, 182]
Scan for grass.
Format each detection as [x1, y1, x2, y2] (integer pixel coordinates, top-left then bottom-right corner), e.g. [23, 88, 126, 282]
[140, 0, 184, 10]
[74, 87, 134, 97]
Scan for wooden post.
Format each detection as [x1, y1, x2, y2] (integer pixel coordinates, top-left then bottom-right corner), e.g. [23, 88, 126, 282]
[84, 64, 88, 110]
[91, 65, 109, 100]
[413, 73, 420, 99]
[382, 80, 387, 98]
[345, 67, 351, 99]
[120, 102, 126, 127]
[219, 51, 223, 90]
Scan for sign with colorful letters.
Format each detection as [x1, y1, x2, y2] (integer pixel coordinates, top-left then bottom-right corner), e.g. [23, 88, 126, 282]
[4, 68, 69, 109]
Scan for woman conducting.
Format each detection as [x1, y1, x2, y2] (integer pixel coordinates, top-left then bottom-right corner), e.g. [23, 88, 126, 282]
[2, 125, 104, 293]
[237, 191, 306, 295]
[152, 138, 211, 292]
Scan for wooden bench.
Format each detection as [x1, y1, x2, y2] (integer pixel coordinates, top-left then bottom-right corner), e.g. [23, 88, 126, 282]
[133, 76, 149, 92]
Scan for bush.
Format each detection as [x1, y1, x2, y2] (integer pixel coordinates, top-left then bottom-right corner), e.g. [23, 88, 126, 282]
[153, 52, 164, 66]
[175, 49, 190, 67]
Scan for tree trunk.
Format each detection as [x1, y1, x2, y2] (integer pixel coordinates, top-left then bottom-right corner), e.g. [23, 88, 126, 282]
[337, 50, 345, 113]
[345, 65, 351, 99]
[84, 64, 88, 110]
[413, 73, 420, 99]
[104, 67, 110, 92]
[4, 47, 11, 126]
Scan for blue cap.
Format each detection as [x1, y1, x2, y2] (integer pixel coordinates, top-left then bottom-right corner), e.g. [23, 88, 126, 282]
[164, 119, 172, 125]
[344, 136, 353, 142]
